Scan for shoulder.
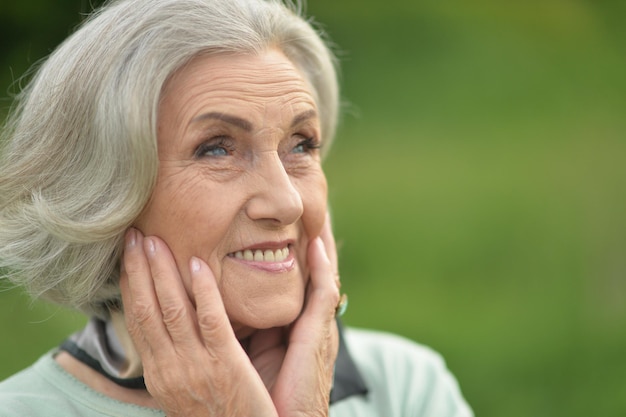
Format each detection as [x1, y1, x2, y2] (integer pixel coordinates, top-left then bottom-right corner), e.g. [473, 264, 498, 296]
[0, 351, 163, 417]
[343, 327, 454, 384]
[0, 352, 72, 417]
[337, 327, 474, 417]
[344, 327, 446, 365]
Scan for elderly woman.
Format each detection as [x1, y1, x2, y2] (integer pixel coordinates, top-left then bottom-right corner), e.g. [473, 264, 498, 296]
[0, 0, 473, 416]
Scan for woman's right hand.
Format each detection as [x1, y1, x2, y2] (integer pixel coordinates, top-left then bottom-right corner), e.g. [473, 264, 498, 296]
[120, 228, 279, 417]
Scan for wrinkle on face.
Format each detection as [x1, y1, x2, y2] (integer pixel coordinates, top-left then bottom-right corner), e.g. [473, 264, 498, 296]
[135, 49, 327, 335]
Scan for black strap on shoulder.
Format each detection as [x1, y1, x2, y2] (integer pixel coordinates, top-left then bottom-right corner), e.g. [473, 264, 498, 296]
[330, 320, 369, 403]
[59, 319, 369, 402]
[59, 339, 146, 389]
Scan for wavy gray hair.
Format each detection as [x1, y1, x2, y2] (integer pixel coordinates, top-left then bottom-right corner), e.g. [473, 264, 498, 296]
[0, 0, 339, 318]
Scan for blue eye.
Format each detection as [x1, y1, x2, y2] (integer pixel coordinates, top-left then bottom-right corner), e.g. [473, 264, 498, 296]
[293, 137, 321, 154]
[194, 137, 232, 158]
[204, 146, 228, 156]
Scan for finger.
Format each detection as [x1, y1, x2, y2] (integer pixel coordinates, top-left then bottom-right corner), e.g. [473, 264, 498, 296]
[319, 212, 338, 278]
[119, 242, 151, 354]
[295, 237, 340, 366]
[307, 237, 340, 316]
[121, 228, 164, 356]
[291, 237, 339, 341]
[189, 256, 243, 355]
[143, 236, 202, 350]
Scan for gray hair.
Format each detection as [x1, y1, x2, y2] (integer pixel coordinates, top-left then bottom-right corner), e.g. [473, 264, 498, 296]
[0, 0, 339, 318]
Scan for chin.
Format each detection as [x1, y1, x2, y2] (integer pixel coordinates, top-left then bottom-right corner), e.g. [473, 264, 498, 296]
[232, 295, 304, 333]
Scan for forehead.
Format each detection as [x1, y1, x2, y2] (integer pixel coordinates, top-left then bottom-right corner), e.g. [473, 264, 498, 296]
[160, 49, 317, 121]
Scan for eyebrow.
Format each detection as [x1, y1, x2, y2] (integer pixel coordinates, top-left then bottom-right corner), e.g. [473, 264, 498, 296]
[191, 112, 253, 131]
[191, 109, 318, 132]
[291, 109, 318, 128]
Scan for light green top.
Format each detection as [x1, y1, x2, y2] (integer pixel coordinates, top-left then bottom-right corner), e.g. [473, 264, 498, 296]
[0, 328, 473, 417]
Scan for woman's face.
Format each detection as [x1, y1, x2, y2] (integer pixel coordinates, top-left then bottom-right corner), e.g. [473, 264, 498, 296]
[135, 50, 327, 338]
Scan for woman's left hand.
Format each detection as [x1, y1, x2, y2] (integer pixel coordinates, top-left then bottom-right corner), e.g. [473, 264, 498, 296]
[246, 214, 341, 416]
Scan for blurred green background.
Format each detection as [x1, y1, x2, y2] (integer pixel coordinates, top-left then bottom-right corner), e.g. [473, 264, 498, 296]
[1, 1, 625, 416]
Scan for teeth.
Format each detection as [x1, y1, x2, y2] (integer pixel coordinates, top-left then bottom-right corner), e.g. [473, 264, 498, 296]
[233, 247, 289, 262]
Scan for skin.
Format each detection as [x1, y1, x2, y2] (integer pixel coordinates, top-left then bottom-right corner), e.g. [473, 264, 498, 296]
[96, 49, 339, 415]
[133, 49, 329, 338]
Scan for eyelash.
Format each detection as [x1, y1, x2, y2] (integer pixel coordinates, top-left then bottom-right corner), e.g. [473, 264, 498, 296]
[193, 135, 321, 158]
[293, 136, 321, 154]
[194, 137, 232, 158]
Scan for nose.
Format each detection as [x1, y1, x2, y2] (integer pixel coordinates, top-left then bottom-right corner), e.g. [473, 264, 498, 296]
[245, 151, 304, 226]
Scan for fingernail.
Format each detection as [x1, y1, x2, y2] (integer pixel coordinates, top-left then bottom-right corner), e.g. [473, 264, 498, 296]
[125, 228, 136, 248]
[144, 237, 156, 255]
[190, 257, 201, 273]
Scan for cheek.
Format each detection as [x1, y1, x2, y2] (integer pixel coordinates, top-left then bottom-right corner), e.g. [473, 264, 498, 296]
[136, 170, 204, 238]
[134, 169, 235, 278]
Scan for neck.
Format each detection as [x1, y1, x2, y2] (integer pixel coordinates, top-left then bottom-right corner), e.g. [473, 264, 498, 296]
[55, 314, 158, 409]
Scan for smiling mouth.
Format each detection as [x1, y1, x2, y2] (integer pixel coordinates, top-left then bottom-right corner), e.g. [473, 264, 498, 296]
[230, 246, 290, 262]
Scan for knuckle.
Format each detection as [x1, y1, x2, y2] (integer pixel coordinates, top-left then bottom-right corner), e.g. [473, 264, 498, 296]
[131, 299, 158, 325]
[312, 283, 340, 316]
[161, 304, 189, 328]
[326, 283, 340, 306]
[197, 308, 227, 339]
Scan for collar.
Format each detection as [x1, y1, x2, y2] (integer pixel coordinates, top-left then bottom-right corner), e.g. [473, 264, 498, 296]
[60, 317, 368, 404]
[331, 320, 369, 403]
[60, 314, 145, 389]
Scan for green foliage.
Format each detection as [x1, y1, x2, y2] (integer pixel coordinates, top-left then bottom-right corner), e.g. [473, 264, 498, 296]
[0, 0, 107, 104]
[2, 1, 626, 416]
